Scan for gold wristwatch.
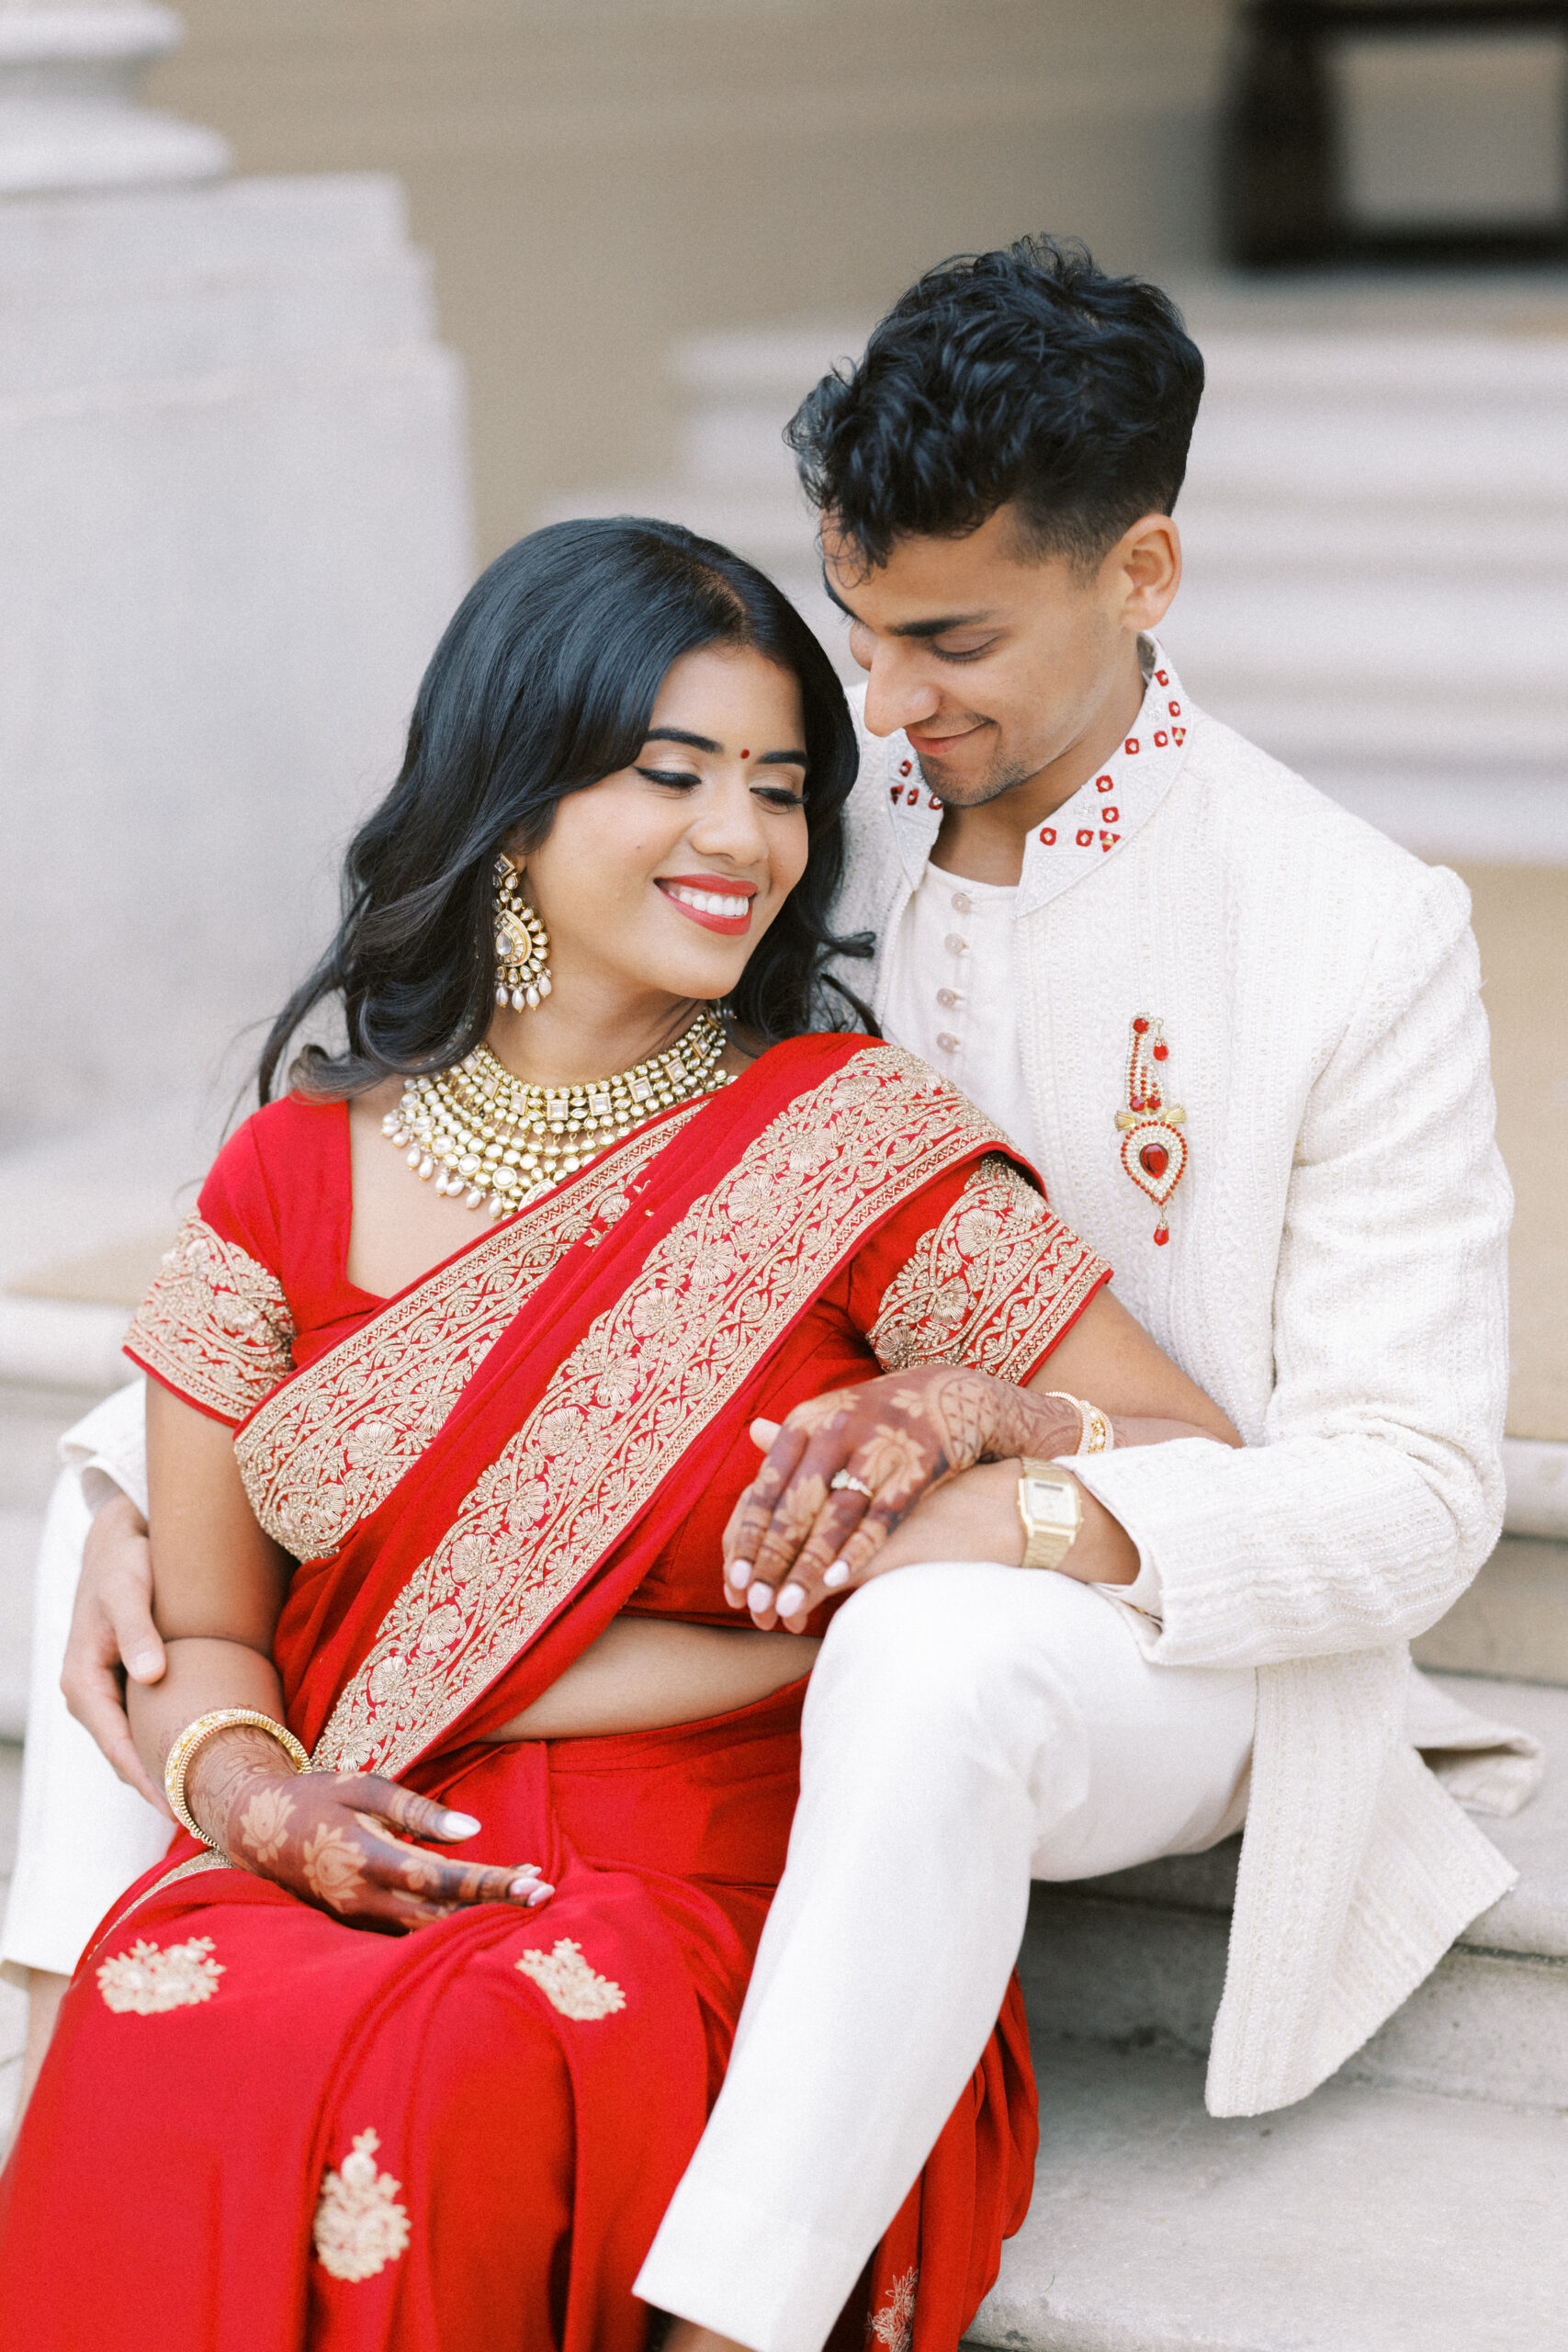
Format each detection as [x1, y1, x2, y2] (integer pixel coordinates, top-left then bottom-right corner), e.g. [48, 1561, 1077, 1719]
[1017, 1458, 1083, 1570]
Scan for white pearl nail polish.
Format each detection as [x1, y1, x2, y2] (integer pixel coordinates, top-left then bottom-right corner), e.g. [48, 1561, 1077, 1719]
[823, 1561, 851, 1589]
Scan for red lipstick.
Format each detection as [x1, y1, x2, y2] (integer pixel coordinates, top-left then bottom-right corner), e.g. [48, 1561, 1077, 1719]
[656, 874, 758, 937]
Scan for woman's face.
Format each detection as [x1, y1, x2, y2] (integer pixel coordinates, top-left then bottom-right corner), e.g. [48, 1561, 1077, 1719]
[516, 643, 811, 1014]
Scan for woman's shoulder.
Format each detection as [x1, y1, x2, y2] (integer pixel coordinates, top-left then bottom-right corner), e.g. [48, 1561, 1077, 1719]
[746, 1028, 879, 1079]
[123, 1091, 348, 1429]
[244, 1088, 351, 1161]
[198, 1091, 350, 1261]
[752, 1030, 951, 1086]
[755, 1032, 1008, 1137]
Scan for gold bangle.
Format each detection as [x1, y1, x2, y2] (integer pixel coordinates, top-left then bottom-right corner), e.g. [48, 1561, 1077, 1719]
[1038, 1392, 1115, 1456]
[164, 1709, 310, 1852]
[1079, 1401, 1114, 1455]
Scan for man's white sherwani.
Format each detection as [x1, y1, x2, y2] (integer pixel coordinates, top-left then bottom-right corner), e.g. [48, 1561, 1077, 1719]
[848, 647, 1517, 2109]
[636, 648, 1524, 2346]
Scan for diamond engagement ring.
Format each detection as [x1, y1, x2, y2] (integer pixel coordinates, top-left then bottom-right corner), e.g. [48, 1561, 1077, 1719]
[829, 1471, 874, 1499]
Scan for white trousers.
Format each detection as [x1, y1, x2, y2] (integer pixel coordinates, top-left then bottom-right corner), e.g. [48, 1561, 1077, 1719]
[636, 1562, 1257, 2352]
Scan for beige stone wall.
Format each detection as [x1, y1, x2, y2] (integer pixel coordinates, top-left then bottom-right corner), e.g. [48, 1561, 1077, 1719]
[1460, 867, 1568, 1444]
[147, 0, 1233, 563]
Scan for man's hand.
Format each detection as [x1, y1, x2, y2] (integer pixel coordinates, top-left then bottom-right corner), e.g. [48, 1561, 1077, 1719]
[61, 1489, 172, 1815]
[723, 1370, 1082, 1630]
[186, 1725, 555, 1932]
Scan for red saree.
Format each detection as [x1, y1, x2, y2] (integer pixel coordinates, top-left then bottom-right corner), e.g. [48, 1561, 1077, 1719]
[0, 1035, 1110, 2352]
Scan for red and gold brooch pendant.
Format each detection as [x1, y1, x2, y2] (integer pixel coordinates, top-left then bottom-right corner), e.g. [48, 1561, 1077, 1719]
[1115, 1016, 1187, 1245]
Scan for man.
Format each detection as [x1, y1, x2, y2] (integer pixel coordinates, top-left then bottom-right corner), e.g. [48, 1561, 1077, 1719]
[638, 237, 1525, 2352]
[9, 239, 1526, 2350]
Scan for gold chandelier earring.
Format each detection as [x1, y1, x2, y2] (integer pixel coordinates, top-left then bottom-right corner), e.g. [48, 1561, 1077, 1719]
[492, 853, 552, 1011]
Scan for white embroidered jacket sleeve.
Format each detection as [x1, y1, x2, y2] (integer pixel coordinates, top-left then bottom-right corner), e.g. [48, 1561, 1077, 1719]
[1071, 865, 1512, 1668]
[61, 1379, 151, 1521]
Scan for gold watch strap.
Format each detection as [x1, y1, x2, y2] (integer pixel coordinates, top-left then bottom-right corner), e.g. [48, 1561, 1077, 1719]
[1017, 1457, 1083, 1572]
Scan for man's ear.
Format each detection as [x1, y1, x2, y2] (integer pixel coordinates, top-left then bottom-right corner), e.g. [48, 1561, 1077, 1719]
[1107, 514, 1181, 633]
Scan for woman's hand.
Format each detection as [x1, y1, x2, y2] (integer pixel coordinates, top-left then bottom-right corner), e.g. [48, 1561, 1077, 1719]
[185, 1724, 554, 1933]
[723, 1368, 1082, 1631]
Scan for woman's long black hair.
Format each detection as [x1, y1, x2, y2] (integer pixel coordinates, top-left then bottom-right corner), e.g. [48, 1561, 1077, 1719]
[257, 516, 872, 1102]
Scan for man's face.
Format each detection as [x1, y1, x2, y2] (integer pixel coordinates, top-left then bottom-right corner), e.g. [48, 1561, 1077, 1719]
[821, 502, 1178, 808]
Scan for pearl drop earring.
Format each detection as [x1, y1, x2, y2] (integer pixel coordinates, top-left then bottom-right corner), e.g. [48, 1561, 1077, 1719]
[492, 854, 552, 1011]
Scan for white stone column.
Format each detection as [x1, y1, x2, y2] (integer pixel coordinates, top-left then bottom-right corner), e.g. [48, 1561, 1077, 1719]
[0, 2, 228, 195]
[0, 6, 474, 1158]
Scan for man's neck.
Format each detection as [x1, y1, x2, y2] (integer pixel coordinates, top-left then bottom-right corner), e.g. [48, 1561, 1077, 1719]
[929, 642, 1146, 887]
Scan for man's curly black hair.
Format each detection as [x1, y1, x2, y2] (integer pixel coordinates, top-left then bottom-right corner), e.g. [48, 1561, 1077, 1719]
[785, 235, 1204, 573]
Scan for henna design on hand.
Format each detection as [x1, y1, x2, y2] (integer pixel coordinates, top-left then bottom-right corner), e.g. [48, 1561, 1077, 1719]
[353, 1816, 445, 1895]
[175, 1731, 555, 1929]
[854, 1423, 931, 1505]
[891, 1372, 994, 1471]
[784, 1391, 860, 1439]
[237, 1781, 297, 1866]
[732, 1366, 1089, 1625]
[300, 1821, 368, 1913]
[184, 1724, 299, 1854]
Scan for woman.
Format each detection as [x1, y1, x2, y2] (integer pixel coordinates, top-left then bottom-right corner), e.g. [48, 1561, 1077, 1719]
[0, 519, 1235, 2352]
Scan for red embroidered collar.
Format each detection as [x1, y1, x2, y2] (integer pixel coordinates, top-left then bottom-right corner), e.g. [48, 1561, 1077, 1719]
[882, 638, 1191, 914]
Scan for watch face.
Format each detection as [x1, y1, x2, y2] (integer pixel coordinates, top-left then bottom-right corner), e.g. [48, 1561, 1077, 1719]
[1021, 1476, 1078, 1532]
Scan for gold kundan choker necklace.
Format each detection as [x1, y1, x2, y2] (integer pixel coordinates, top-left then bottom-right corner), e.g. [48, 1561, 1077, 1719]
[381, 1008, 730, 1216]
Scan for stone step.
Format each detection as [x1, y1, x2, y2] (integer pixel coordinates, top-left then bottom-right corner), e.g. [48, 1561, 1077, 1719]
[1499, 1438, 1568, 1540]
[1412, 1535, 1568, 1686]
[1021, 1674, 1568, 2111]
[964, 2035, 1568, 2352]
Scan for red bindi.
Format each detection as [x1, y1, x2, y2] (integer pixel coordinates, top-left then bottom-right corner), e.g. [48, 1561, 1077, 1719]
[739, 749, 750, 760]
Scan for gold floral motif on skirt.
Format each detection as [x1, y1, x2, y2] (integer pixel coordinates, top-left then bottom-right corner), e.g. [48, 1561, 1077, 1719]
[868, 2264, 918, 2352]
[96, 1934, 225, 2014]
[515, 1939, 627, 2021]
[312, 2128, 411, 2282]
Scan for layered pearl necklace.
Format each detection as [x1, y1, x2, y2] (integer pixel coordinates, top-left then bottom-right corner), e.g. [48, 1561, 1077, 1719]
[382, 1007, 730, 1216]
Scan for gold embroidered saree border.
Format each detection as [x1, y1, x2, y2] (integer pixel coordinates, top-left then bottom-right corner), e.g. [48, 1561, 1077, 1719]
[88, 1850, 236, 1952]
[235, 1114, 705, 1561]
[870, 1155, 1110, 1381]
[124, 1213, 294, 1426]
[314, 1047, 1011, 1778]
